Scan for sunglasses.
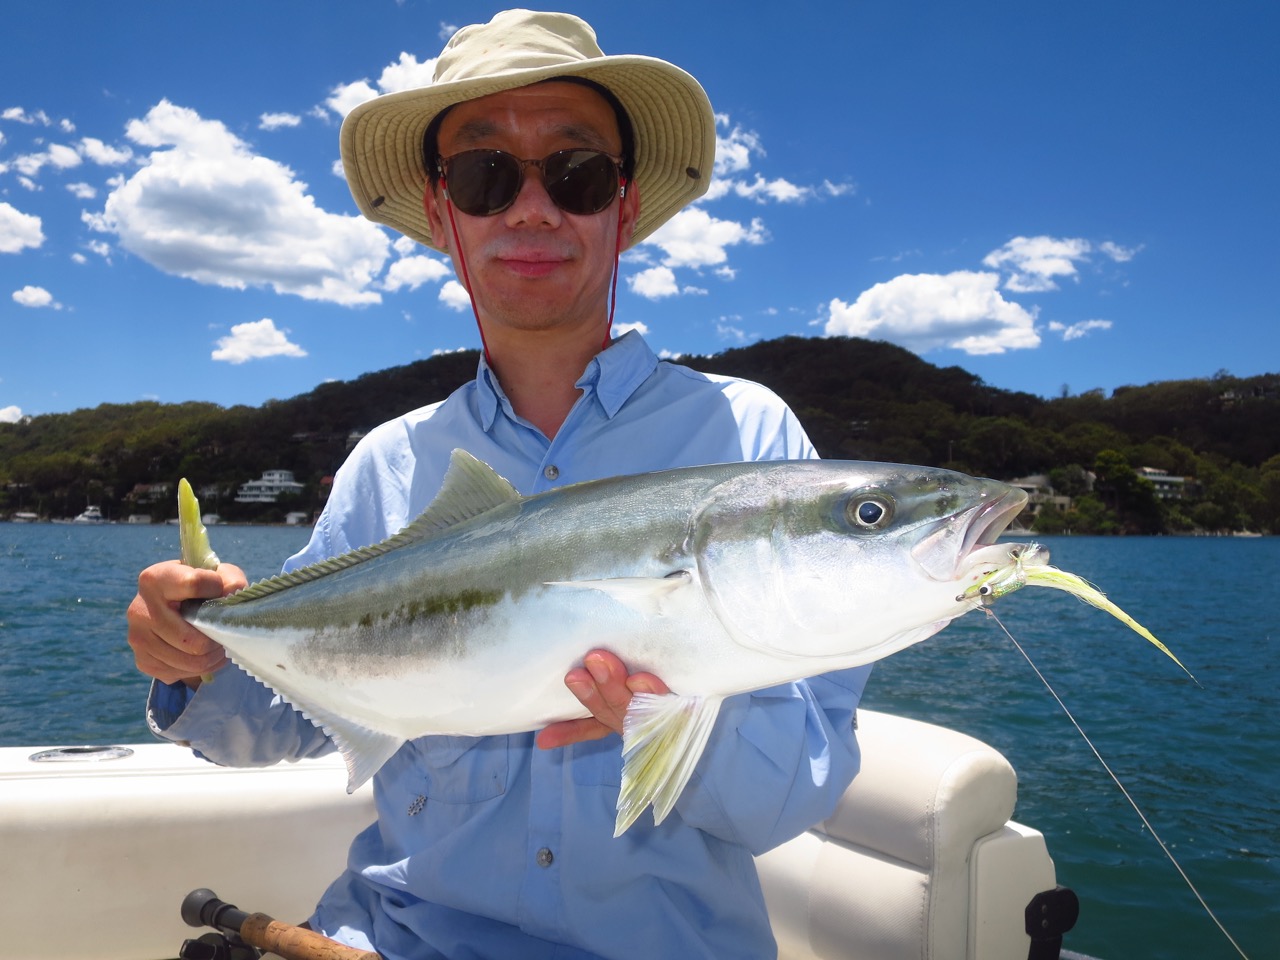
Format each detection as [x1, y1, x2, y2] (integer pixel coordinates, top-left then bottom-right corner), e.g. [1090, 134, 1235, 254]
[438, 149, 626, 218]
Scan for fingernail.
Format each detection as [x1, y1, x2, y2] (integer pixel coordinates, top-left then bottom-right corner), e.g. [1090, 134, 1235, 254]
[586, 657, 608, 684]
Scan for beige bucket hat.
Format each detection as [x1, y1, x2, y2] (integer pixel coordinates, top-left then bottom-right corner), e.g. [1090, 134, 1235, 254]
[339, 9, 717, 252]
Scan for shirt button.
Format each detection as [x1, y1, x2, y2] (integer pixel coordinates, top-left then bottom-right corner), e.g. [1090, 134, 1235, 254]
[543, 464, 560, 481]
[536, 847, 554, 868]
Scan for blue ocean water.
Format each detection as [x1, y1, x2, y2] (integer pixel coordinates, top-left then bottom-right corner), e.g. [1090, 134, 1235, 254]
[0, 524, 1275, 958]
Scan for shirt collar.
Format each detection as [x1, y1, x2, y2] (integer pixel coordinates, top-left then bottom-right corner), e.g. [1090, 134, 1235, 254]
[575, 330, 659, 419]
[474, 330, 659, 430]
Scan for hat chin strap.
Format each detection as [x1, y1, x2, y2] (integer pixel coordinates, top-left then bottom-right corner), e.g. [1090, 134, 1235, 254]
[427, 180, 626, 368]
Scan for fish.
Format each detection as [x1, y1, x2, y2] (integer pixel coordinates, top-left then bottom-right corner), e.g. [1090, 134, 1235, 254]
[175, 450, 1164, 836]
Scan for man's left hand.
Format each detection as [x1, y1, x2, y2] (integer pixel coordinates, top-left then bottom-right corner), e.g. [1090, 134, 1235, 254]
[535, 649, 668, 749]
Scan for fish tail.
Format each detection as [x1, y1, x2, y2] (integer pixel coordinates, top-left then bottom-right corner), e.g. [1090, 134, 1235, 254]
[178, 479, 220, 571]
[177, 479, 220, 684]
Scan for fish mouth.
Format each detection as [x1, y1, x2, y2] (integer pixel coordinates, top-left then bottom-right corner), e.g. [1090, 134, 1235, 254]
[961, 486, 1028, 558]
[911, 484, 1028, 582]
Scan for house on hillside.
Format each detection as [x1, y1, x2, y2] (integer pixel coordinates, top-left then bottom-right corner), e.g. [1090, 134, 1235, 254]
[1137, 467, 1189, 500]
[235, 469, 305, 503]
[1007, 474, 1074, 527]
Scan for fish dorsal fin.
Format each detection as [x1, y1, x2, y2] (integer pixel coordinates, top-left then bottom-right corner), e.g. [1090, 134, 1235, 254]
[409, 448, 522, 534]
[218, 450, 520, 607]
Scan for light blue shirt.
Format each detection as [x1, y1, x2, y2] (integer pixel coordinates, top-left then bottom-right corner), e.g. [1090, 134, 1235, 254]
[149, 332, 871, 960]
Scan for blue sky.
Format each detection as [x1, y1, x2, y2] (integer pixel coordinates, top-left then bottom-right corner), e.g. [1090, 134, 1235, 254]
[2, 0, 1276, 423]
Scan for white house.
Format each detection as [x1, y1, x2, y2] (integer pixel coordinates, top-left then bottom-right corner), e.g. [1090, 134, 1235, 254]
[235, 469, 305, 503]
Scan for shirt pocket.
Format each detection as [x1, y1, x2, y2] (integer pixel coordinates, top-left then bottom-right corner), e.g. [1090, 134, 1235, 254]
[413, 734, 510, 804]
[570, 735, 623, 787]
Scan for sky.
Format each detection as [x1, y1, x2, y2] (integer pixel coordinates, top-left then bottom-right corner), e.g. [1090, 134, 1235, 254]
[2, 0, 1276, 423]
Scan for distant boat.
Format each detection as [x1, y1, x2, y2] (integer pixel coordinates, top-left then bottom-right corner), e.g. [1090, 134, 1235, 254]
[72, 506, 105, 524]
[9, 512, 39, 523]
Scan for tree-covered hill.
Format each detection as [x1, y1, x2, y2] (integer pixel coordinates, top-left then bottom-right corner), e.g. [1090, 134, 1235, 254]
[2, 336, 1277, 533]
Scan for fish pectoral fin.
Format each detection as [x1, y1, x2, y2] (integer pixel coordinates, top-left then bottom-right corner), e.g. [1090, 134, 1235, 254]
[615, 692, 723, 836]
[297, 701, 404, 794]
[545, 571, 693, 618]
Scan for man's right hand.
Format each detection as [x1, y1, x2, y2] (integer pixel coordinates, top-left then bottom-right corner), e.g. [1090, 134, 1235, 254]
[126, 560, 247, 689]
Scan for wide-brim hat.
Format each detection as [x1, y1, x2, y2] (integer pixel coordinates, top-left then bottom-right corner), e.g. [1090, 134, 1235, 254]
[339, 9, 716, 252]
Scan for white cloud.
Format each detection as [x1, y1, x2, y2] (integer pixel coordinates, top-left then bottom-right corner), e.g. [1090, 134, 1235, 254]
[12, 285, 60, 308]
[628, 266, 679, 299]
[376, 52, 438, 94]
[439, 279, 471, 311]
[732, 173, 812, 204]
[704, 116, 845, 206]
[85, 100, 389, 306]
[66, 182, 96, 199]
[716, 318, 749, 344]
[1049, 318, 1113, 341]
[641, 208, 767, 270]
[79, 137, 133, 165]
[211, 318, 307, 364]
[382, 254, 451, 292]
[259, 112, 302, 131]
[0, 405, 23, 424]
[714, 118, 762, 176]
[824, 270, 1041, 356]
[326, 52, 438, 119]
[0, 202, 45, 253]
[982, 235, 1092, 292]
[2, 107, 52, 125]
[1099, 241, 1141, 262]
[326, 81, 380, 119]
[12, 142, 83, 177]
[613, 321, 649, 338]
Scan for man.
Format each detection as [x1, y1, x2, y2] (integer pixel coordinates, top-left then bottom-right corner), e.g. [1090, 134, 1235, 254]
[127, 11, 871, 958]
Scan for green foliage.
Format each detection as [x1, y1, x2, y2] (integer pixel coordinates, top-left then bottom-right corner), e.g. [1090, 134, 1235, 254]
[1, 337, 1276, 533]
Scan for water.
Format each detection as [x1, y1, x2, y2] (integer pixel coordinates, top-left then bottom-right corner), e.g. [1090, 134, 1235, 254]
[0, 525, 1275, 958]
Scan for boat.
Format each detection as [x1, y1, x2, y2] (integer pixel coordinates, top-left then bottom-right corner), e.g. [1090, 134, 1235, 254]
[0, 710, 1079, 960]
[9, 511, 39, 523]
[72, 505, 106, 523]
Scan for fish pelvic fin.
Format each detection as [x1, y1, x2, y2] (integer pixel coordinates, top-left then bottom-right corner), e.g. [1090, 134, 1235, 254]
[615, 692, 723, 836]
[177, 479, 219, 570]
[219, 449, 522, 607]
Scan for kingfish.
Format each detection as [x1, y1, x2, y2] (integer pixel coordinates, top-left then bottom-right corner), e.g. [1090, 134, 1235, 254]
[181, 450, 1034, 835]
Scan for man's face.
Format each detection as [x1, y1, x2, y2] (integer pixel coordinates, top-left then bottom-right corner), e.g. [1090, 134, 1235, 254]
[425, 82, 640, 339]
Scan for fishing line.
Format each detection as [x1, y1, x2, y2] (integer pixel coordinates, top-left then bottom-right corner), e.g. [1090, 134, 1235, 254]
[985, 609, 1250, 960]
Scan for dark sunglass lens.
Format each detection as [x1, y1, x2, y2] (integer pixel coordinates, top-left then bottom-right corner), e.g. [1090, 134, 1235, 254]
[448, 151, 521, 215]
[544, 151, 618, 215]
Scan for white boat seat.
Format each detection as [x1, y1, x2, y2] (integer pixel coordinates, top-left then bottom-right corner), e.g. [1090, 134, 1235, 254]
[0, 709, 1060, 960]
[756, 709, 1060, 960]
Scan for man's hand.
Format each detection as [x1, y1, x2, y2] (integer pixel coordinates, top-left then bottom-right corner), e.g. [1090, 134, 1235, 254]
[535, 649, 669, 749]
[126, 560, 247, 689]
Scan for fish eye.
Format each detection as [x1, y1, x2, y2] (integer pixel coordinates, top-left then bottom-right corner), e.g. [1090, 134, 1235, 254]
[845, 494, 893, 530]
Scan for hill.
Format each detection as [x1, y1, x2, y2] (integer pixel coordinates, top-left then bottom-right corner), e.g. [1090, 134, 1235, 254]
[2, 336, 1277, 533]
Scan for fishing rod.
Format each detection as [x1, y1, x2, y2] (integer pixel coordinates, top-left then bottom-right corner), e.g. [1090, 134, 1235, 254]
[179, 888, 381, 960]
